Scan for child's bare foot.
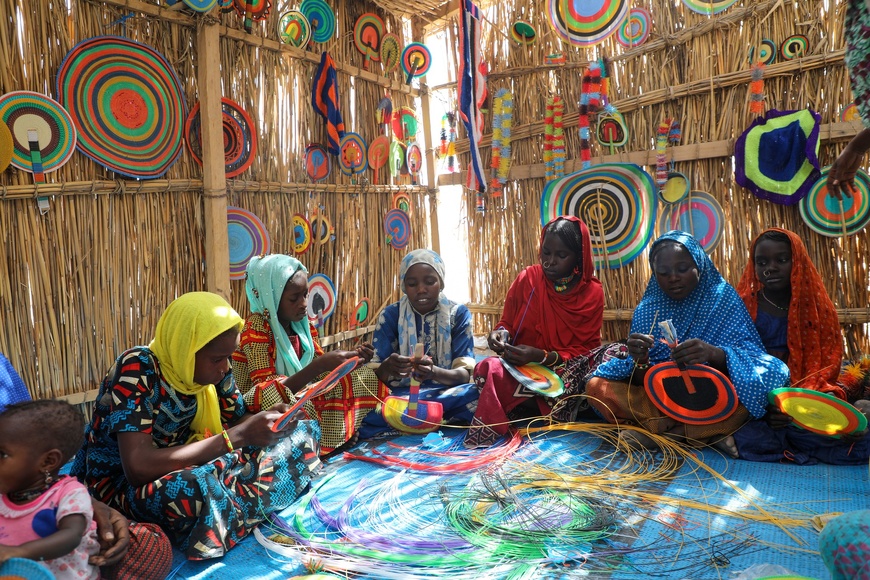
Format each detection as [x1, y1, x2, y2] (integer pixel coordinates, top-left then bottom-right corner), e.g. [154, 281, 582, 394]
[712, 435, 738, 458]
[618, 430, 660, 451]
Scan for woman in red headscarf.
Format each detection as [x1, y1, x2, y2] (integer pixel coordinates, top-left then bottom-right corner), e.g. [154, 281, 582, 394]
[464, 216, 620, 448]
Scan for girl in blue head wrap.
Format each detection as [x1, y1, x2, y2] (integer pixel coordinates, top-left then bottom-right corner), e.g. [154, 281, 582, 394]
[587, 231, 789, 456]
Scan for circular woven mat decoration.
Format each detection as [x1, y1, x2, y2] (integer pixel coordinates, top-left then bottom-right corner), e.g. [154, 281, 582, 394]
[368, 135, 390, 183]
[233, 0, 271, 21]
[657, 191, 724, 252]
[56, 36, 187, 179]
[292, 213, 312, 254]
[597, 110, 628, 148]
[0, 557, 55, 580]
[184, 98, 257, 178]
[681, 0, 738, 15]
[406, 142, 423, 174]
[380, 34, 402, 73]
[392, 191, 411, 212]
[780, 34, 808, 60]
[307, 273, 336, 326]
[384, 208, 411, 249]
[352, 297, 370, 327]
[547, 0, 629, 47]
[799, 166, 870, 237]
[389, 141, 407, 177]
[748, 39, 777, 65]
[511, 21, 537, 44]
[338, 132, 368, 176]
[227, 206, 270, 280]
[178, 0, 216, 11]
[278, 11, 311, 47]
[304, 143, 330, 182]
[391, 107, 417, 142]
[841, 102, 860, 122]
[769, 387, 868, 437]
[354, 13, 384, 63]
[659, 171, 690, 204]
[310, 212, 333, 245]
[539, 163, 657, 268]
[401, 43, 431, 79]
[0, 91, 77, 175]
[0, 120, 12, 172]
[616, 7, 651, 48]
[645, 362, 738, 425]
[300, 0, 335, 44]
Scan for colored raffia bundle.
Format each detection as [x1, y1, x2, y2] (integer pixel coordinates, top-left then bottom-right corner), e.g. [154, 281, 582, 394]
[749, 63, 765, 115]
[489, 89, 512, 196]
[438, 112, 458, 173]
[578, 59, 607, 170]
[544, 96, 565, 181]
[655, 118, 673, 190]
[838, 355, 870, 401]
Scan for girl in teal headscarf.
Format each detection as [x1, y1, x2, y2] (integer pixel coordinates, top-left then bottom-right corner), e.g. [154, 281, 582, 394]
[233, 254, 388, 454]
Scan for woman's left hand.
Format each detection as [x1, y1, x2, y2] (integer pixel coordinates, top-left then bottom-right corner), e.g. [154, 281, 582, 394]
[501, 343, 545, 366]
[411, 355, 435, 381]
[354, 342, 374, 363]
[89, 499, 131, 567]
[671, 339, 724, 367]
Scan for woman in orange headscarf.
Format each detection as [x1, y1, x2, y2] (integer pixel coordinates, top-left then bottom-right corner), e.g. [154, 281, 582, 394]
[732, 228, 870, 464]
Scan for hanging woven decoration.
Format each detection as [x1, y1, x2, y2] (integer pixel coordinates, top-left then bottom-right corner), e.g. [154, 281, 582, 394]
[655, 118, 674, 191]
[489, 89, 512, 196]
[657, 191, 725, 252]
[458, 0, 488, 202]
[300, 0, 335, 43]
[380, 33, 402, 74]
[616, 7, 651, 48]
[547, 0, 629, 47]
[578, 60, 607, 170]
[749, 63, 765, 115]
[681, 0, 738, 15]
[277, 11, 311, 47]
[544, 95, 565, 181]
[233, 0, 271, 33]
[780, 34, 809, 60]
[438, 111, 458, 173]
[227, 206, 271, 280]
[748, 39, 777, 65]
[353, 13, 384, 70]
[184, 97, 257, 178]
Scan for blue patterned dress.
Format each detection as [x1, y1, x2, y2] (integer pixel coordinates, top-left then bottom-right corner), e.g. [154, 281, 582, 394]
[71, 347, 321, 559]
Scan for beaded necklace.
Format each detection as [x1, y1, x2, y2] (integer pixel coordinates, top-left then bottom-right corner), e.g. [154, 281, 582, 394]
[554, 273, 575, 292]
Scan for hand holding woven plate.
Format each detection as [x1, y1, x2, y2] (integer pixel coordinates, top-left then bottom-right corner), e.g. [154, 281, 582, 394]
[501, 343, 543, 366]
[410, 355, 435, 381]
[671, 339, 725, 369]
[487, 329, 510, 354]
[232, 407, 295, 446]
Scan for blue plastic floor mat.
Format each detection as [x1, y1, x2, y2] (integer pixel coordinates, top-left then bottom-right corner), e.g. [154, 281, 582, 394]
[170, 427, 869, 579]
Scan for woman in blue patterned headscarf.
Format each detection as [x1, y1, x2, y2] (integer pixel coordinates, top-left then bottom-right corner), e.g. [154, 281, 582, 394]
[358, 249, 478, 438]
[587, 231, 789, 456]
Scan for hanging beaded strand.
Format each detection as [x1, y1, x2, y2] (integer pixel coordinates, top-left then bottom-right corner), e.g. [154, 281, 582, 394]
[489, 88, 513, 196]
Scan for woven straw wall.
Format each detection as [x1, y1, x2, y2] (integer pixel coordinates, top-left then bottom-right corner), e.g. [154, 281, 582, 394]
[435, 0, 870, 353]
[0, 0, 429, 398]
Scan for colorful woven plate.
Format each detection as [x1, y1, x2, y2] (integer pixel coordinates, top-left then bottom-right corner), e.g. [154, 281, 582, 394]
[171, 0, 218, 12]
[401, 43, 431, 80]
[780, 34, 809, 60]
[380, 34, 402, 74]
[307, 272, 336, 326]
[681, 0, 738, 15]
[278, 11, 311, 47]
[617, 8, 651, 48]
[0, 557, 55, 580]
[56, 36, 187, 179]
[384, 208, 410, 249]
[841, 102, 860, 122]
[272, 356, 360, 432]
[233, 0, 271, 22]
[310, 211, 334, 245]
[659, 171, 690, 204]
[597, 109, 628, 147]
[304, 143, 330, 182]
[799, 167, 870, 237]
[389, 141, 407, 177]
[300, 0, 335, 44]
[501, 360, 565, 397]
[381, 395, 443, 434]
[547, 0, 629, 47]
[354, 13, 384, 64]
[292, 213, 312, 254]
[511, 21, 537, 44]
[352, 297, 370, 327]
[748, 39, 777, 65]
[392, 191, 411, 212]
[406, 142, 423, 175]
[0, 91, 77, 177]
[368, 135, 390, 183]
[645, 362, 738, 425]
[540, 163, 657, 268]
[769, 387, 868, 437]
[657, 191, 724, 252]
[184, 97, 257, 178]
[338, 132, 368, 176]
[227, 206, 270, 280]
[391, 107, 417, 142]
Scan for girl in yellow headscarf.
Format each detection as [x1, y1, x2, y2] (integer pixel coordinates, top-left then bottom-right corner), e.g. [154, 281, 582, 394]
[72, 292, 321, 560]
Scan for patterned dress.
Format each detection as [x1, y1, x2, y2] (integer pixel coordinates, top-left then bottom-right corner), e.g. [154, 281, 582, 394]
[232, 314, 388, 453]
[71, 347, 321, 560]
[846, 0, 870, 128]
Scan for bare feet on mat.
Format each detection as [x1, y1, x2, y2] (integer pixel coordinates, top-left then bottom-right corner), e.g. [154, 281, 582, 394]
[712, 435, 738, 459]
[618, 430, 660, 452]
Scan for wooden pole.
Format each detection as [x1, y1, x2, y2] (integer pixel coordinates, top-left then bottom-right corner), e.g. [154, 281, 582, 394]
[197, 18, 230, 300]
[419, 80, 441, 255]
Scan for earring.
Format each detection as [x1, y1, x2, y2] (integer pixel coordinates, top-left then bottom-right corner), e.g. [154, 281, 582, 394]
[43, 470, 54, 489]
[573, 266, 580, 275]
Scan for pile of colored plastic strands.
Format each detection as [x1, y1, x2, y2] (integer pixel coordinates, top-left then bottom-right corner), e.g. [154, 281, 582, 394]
[543, 96, 565, 181]
[343, 430, 523, 473]
[489, 89, 513, 195]
[749, 63, 765, 115]
[578, 60, 606, 170]
[255, 424, 820, 578]
[655, 118, 673, 190]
